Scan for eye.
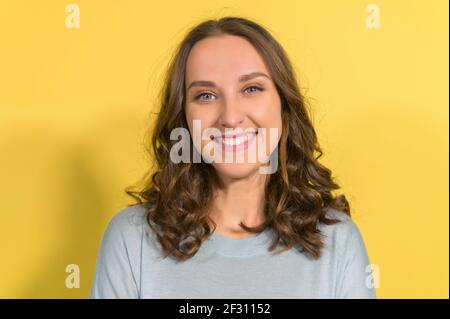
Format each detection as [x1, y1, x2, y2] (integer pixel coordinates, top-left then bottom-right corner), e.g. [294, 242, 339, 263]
[194, 92, 216, 102]
[244, 86, 264, 94]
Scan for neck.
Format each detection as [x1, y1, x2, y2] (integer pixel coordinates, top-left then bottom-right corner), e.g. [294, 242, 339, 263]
[209, 170, 267, 237]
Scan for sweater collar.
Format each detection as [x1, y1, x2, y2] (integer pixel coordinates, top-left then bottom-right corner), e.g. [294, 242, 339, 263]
[201, 227, 275, 258]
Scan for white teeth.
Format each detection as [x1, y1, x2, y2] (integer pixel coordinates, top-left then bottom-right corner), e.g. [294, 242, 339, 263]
[216, 133, 254, 146]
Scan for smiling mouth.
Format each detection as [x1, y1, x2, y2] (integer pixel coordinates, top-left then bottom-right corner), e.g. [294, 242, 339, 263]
[211, 130, 258, 149]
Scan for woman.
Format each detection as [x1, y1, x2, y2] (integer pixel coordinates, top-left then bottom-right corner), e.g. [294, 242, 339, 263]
[91, 16, 376, 299]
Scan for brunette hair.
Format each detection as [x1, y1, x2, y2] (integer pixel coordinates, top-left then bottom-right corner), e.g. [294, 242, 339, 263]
[126, 16, 351, 260]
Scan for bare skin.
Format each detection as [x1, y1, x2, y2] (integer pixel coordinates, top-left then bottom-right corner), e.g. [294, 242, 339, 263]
[184, 35, 282, 239]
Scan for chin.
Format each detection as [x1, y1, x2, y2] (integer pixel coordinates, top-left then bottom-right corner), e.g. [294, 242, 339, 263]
[212, 162, 263, 180]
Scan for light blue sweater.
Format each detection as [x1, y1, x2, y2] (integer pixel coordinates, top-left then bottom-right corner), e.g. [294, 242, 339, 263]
[91, 204, 376, 299]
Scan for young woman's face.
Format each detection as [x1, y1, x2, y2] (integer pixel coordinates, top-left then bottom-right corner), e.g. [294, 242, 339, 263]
[184, 34, 282, 180]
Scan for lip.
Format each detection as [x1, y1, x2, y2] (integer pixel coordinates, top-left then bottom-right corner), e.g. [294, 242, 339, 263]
[214, 129, 256, 139]
[212, 130, 258, 152]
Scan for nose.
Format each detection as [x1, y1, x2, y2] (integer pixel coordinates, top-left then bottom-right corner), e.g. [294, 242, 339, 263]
[218, 96, 244, 129]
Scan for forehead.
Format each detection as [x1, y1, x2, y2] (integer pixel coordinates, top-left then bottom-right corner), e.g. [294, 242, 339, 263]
[185, 35, 269, 84]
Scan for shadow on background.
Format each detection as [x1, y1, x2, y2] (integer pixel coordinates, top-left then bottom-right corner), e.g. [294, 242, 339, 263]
[0, 108, 148, 298]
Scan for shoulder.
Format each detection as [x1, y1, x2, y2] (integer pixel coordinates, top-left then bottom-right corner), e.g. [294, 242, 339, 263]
[320, 207, 360, 236]
[320, 208, 376, 298]
[106, 203, 149, 231]
[319, 207, 367, 255]
[92, 204, 150, 298]
[100, 203, 150, 249]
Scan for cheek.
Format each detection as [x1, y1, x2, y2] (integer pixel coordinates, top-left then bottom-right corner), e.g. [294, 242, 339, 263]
[185, 105, 207, 133]
[185, 104, 219, 147]
[248, 96, 282, 154]
[185, 104, 218, 124]
[248, 95, 282, 131]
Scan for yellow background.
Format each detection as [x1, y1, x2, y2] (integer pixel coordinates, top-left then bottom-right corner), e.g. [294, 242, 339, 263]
[0, 0, 448, 298]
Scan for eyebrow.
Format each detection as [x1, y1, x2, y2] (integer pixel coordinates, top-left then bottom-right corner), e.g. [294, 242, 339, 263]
[187, 72, 271, 90]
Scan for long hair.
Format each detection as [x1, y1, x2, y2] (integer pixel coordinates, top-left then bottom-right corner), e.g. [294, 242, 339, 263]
[126, 16, 351, 261]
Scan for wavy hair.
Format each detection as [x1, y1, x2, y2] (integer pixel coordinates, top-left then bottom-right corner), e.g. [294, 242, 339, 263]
[126, 16, 351, 261]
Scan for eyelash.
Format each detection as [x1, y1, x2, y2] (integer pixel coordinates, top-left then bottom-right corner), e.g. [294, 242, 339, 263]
[194, 86, 264, 101]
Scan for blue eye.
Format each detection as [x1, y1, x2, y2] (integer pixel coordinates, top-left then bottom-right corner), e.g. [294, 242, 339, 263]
[244, 86, 263, 94]
[194, 86, 263, 102]
[195, 92, 215, 101]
